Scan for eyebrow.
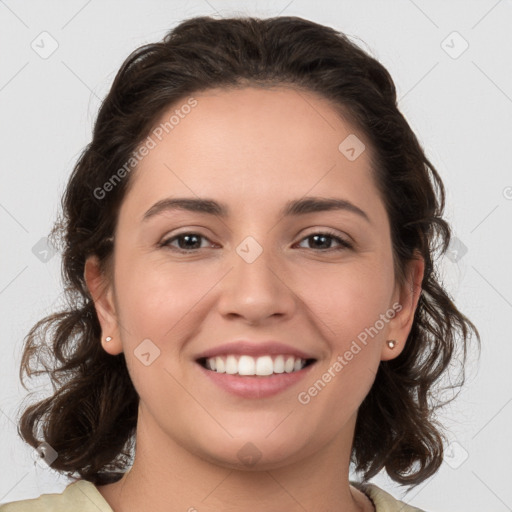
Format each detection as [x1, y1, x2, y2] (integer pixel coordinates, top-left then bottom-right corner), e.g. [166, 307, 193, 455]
[142, 196, 371, 223]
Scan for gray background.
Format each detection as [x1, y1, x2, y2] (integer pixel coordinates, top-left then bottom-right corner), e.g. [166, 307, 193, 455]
[1, 1, 511, 510]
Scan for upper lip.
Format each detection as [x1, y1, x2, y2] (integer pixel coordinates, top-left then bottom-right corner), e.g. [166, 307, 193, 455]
[194, 341, 317, 361]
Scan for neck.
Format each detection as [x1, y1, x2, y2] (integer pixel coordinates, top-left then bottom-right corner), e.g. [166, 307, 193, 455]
[97, 407, 372, 512]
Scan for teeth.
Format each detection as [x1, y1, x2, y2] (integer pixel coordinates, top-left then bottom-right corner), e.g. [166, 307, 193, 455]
[204, 355, 309, 376]
[255, 355, 273, 375]
[274, 355, 285, 373]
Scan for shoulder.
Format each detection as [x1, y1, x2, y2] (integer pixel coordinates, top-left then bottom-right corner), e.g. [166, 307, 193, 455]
[351, 481, 428, 512]
[0, 480, 113, 512]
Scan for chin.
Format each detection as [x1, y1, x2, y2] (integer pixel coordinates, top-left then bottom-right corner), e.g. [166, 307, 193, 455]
[190, 433, 315, 472]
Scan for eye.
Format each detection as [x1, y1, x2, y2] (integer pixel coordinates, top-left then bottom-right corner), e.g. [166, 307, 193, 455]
[296, 231, 353, 251]
[159, 230, 353, 253]
[159, 232, 215, 252]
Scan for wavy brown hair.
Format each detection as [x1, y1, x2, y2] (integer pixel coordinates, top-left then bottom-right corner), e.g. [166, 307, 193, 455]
[17, 15, 480, 488]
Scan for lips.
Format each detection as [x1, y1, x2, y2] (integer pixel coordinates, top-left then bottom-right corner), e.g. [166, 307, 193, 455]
[193, 340, 318, 399]
[194, 340, 317, 361]
[196, 356, 317, 398]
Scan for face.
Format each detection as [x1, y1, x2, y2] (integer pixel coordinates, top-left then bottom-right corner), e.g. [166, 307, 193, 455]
[86, 86, 423, 471]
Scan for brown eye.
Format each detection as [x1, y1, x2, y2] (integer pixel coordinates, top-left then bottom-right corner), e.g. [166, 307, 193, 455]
[297, 232, 353, 251]
[160, 233, 213, 252]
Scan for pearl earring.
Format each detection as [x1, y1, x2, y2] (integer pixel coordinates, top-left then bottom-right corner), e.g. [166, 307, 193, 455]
[105, 336, 112, 343]
[386, 339, 397, 349]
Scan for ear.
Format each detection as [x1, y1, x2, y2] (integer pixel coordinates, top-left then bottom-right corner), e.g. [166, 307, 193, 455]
[84, 255, 123, 356]
[381, 252, 425, 361]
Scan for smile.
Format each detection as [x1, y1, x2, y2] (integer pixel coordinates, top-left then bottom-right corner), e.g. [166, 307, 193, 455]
[196, 355, 317, 399]
[198, 354, 316, 376]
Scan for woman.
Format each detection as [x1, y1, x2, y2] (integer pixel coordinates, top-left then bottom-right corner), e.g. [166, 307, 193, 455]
[0, 15, 479, 512]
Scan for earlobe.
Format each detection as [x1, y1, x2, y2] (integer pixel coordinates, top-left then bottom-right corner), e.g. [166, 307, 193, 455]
[84, 256, 123, 355]
[381, 254, 425, 361]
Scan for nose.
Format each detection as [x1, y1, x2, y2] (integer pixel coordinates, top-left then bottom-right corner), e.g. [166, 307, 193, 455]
[215, 242, 298, 325]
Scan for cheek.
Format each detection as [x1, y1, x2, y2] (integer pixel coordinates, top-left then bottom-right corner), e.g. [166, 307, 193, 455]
[293, 265, 393, 429]
[113, 246, 210, 333]
[299, 259, 395, 343]
[111, 251, 210, 397]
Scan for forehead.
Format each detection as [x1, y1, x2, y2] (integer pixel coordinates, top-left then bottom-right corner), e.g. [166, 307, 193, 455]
[150, 85, 363, 158]
[122, 86, 382, 220]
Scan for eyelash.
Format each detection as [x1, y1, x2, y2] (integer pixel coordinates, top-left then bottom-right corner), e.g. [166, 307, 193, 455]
[158, 230, 354, 253]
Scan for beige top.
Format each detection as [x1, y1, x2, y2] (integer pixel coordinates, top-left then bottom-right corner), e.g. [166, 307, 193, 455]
[0, 479, 426, 511]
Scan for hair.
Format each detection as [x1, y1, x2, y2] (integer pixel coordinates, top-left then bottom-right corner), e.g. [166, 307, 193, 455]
[17, 15, 480, 488]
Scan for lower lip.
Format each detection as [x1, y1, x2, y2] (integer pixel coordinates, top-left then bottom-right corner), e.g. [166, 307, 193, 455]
[196, 361, 316, 399]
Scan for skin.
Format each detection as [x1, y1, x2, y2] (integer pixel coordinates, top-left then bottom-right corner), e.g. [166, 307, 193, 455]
[85, 86, 424, 512]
